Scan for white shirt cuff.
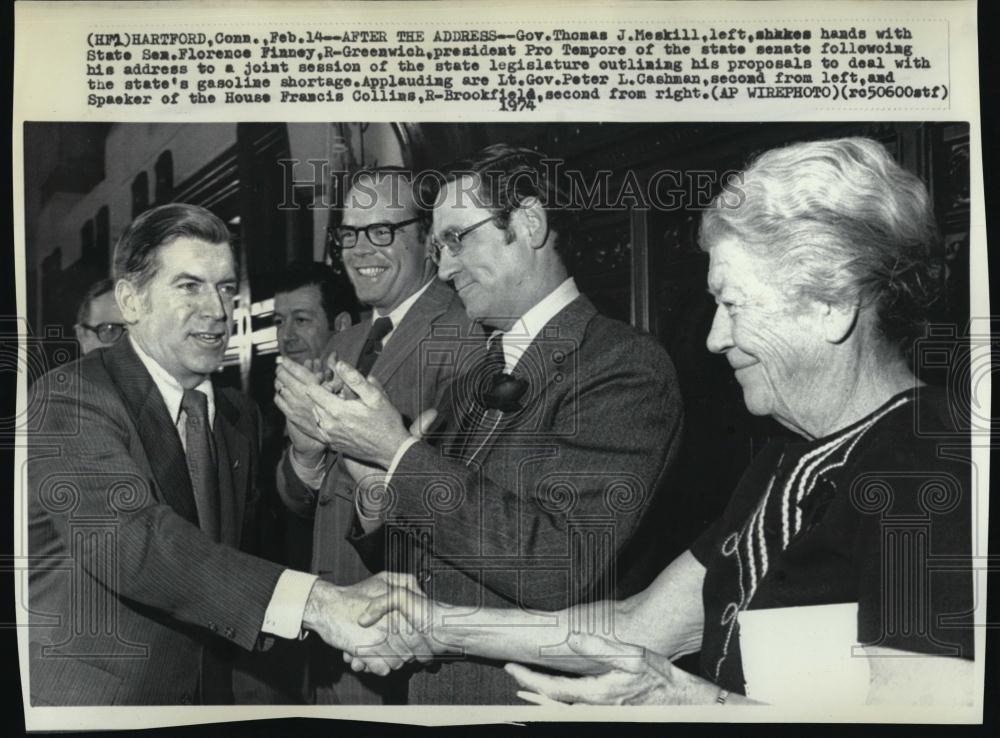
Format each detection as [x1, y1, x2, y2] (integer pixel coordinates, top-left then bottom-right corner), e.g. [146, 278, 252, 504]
[289, 446, 327, 491]
[261, 569, 319, 639]
[385, 436, 420, 487]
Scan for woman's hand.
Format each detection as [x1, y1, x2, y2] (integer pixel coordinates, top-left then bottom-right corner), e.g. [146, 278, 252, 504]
[505, 633, 726, 705]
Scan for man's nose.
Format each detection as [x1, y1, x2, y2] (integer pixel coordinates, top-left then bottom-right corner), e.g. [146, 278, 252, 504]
[436, 246, 459, 281]
[201, 288, 229, 321]
[354, 230, 378, 254]
[276, 321, 292, 343]
[705, 305, 733, 354]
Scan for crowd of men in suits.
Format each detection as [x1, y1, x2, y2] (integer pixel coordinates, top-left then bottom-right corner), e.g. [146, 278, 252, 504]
[28, 143, 682, 705]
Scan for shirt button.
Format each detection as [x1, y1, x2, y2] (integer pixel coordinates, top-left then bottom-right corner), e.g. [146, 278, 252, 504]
[208, 622, 218, 633]
[318, 495, 331, 506]
[225, 626, 236, 639]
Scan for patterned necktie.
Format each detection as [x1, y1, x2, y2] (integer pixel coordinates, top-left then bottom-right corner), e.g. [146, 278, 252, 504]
[180, 388, 220, 541]
[455, 333, 527, 463]
[356, 316, 393, 377]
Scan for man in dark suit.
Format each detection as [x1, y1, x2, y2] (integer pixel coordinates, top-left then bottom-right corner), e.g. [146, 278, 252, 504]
[27, 203, 430, 706]
[285, 145, 684, 703]
[274, 169, 472, 704]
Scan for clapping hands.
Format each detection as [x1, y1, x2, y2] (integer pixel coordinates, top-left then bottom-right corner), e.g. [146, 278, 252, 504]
[274, 355, 414, 469]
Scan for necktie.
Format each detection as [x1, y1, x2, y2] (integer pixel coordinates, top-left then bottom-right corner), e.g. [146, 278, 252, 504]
[482, 334, 529, 412]
[181, 388, 220, 541]
[356, 316, 393, 377]
[454, 333, 529, 462]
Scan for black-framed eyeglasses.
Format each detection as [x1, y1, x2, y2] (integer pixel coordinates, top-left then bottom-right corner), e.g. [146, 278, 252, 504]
[430, 216, 497, 264]
[333, 217, 420, 250]
[78, 322, 127, 344]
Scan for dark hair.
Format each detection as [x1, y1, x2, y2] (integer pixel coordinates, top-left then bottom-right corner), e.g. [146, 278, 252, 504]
[273, 260, 348, 326]
[432, 144, 576, 268]
[699, 137, 942, 350]
[343, 165, 430, 242]
[76, 277, 115, 326]
[112, 203, 235, 288]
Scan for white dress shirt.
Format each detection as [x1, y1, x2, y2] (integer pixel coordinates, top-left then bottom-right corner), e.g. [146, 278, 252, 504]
[131, 337, 315, 639]
[493, 276, 580, 373]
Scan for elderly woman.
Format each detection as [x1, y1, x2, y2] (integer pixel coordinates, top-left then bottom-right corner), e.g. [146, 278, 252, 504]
[350, 136, 973, 706]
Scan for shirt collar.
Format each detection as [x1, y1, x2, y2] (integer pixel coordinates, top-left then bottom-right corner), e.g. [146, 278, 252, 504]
[129, 336, 216, 427]
[494, 277, 580, 372]
[372, 278, 435, 342]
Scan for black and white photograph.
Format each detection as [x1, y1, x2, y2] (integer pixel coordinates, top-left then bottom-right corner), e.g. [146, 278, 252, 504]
[20, 120, 978, 712]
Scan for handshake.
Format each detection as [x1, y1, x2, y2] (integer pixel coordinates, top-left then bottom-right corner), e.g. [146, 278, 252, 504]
[301, 570, 447, 677]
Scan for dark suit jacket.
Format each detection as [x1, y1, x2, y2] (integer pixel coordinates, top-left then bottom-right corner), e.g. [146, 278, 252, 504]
[350, 295, 684, 704]
[277, 279, 472, 703]
[28, 339, 286, 705]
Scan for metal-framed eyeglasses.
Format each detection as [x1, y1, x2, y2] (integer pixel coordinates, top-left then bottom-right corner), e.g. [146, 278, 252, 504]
[429, 216, 498, 264]
[333, 217, 420, 250]
[77, 322, 128, 344]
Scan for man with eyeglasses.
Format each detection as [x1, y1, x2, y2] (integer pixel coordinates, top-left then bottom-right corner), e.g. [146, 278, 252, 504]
[74, 277, 127, 354]
[274, 167, 472, 704]
[289, 144, 684, 704]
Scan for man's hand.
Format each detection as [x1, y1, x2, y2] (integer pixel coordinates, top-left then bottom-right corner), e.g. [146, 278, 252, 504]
[342, 574, 452, 673]
[305, 361, 411, 468]
[274, 357, 327, 462]
[342, 408, 439, 524]
[319, 349, 351, 397]
[504, 633, 723, 705]
[301, 572, 436, 677]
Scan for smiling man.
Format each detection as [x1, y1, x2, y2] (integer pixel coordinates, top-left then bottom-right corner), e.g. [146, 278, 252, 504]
[27, 203, 432, 706]
[288, 145, 684, 704]
[274, 168, 471, 704]
[273, 261, 344, 365]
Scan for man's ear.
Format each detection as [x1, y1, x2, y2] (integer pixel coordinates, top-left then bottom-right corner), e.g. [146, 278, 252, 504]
[511, 197, 548, 250]
[115, 279, 143, 324]
[820, 300, 859, 344]
[333, 311, 353, 332]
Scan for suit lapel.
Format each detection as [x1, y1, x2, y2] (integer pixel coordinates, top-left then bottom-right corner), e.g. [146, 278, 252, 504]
[335, 323, 368, 368]
[103, 340, 199, 524]
[370, 281, 457, 386]
[212, 389, 252, 547]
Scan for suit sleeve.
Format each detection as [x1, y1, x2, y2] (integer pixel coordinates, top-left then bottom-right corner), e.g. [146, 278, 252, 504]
[28, 379, 286, 652]
[274, 447, 334, 520]
[349, 333, 683, 610]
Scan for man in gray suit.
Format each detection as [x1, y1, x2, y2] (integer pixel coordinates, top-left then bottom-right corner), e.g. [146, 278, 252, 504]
[287, 145, 684, 703]
[27, 203, 430, 705]
[274, 169, 472, 704]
